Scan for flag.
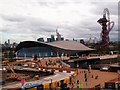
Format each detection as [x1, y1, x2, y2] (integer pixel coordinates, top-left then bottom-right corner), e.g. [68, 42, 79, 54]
[39, 53, 41, 57]
[45, 52, 47, 56]
[24, 53, 26, 59]
[51, 52, 53, 56]
[15, 52, 18, 59]
[61, 52, 64, 58]
[89, 65, 91, 71]
[57, 52, 59, 57]
[32, 54, 34, 58]
[21, 79, 25, 86]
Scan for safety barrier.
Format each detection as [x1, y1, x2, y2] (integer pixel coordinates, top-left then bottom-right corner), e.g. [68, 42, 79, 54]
[23, 83, 43, 90]
[64, 77, 70, 85]
[38, 67, 75, 74]
[43, 77, 72, 89]
[20, 70, 75, 90]
[5, 61, 77, 90]
[43, 83, 49, 89]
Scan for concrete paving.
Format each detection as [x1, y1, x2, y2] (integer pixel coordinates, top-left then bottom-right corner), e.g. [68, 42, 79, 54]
[73, 69, 118, 89]
[1, 68, 119, 89]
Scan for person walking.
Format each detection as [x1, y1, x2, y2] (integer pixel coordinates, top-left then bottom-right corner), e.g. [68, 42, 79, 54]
[88, 65, 90, 73]
[21, 78, 25, 90]
[78, 81, 83, 90]
[84, 72, 87, 80]
[85, 78, 87, 86]
[84, 72, 88, 86]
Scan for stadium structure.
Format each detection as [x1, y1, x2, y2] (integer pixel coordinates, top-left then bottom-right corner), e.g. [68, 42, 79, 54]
[15, 40, 94, 57]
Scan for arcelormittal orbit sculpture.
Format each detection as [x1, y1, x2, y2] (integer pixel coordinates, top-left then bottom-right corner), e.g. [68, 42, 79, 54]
[97, 8, 114, 48]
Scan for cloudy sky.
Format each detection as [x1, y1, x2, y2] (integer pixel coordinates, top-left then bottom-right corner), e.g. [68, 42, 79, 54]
[0, 0, 119, 44]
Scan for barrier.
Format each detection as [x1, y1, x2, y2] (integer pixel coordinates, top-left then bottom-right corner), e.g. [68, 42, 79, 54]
[54, 80, 59, 87]
[45, 69, 48, 72]
[59, 69, 63, 72]
[23, 71, 74, 90]
[23, 83, 43, 90]
[38, 67, 75, 74]
[40, 79, 63, 89]
[67, 70, 71, 73]
[64, 78, 67, 84]
[67, 77, 70, 85]
[64, 77, 70, 85]
[51, 69, 55, 73]
[43, 83, 49, 89]
[42, 69, 45, 72]
[51, 81, 56, 88]
[21, 66, 76, 89]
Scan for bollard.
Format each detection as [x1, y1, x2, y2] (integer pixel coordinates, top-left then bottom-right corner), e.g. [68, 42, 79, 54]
[67, 70, 71, 73]
[59, 69, 63, 72]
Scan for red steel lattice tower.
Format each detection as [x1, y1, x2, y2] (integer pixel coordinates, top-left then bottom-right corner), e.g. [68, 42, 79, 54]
[97, 8, 114, 48]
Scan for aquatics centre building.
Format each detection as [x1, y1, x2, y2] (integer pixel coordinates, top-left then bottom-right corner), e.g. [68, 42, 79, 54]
[15, 40, 94, 57]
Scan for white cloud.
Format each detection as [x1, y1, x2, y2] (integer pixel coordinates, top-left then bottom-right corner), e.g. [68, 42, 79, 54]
[0, 0, 119, 43]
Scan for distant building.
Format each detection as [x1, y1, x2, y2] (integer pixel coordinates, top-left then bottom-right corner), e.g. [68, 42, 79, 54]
[12, 42, 18, 48]
[4, 41, 8, 47]
[37, 38, 44, 42]
[65, 39, 69, 41]
[73, 38, 77, 42]
[80, 39, 85, 45]
[56, 29, 62, 41]
[47, 38, 52, 43]
[51, 35, 55, 42]
[56, 37, 64, 41]
[47, 35, 55, 42]
[8, 39, 10, 47]
[61, 37, 64, 41]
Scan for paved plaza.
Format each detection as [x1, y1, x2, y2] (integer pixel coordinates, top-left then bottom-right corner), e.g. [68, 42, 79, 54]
[73, 69, 119, 89]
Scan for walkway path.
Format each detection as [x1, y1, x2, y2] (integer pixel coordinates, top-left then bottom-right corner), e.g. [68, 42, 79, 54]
[73, 69, 118, 89]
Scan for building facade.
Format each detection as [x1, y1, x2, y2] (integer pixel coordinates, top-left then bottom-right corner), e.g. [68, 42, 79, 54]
[15, 41, 94, 58]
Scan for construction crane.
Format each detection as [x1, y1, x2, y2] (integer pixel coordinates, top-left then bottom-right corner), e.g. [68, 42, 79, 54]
[6, 63, 19, 80]
[6, 61, 29, 80]
[97, 8, 114, 48]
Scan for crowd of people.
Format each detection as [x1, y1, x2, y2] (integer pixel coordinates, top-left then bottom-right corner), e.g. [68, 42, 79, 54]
[67, 67, 99, 90]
